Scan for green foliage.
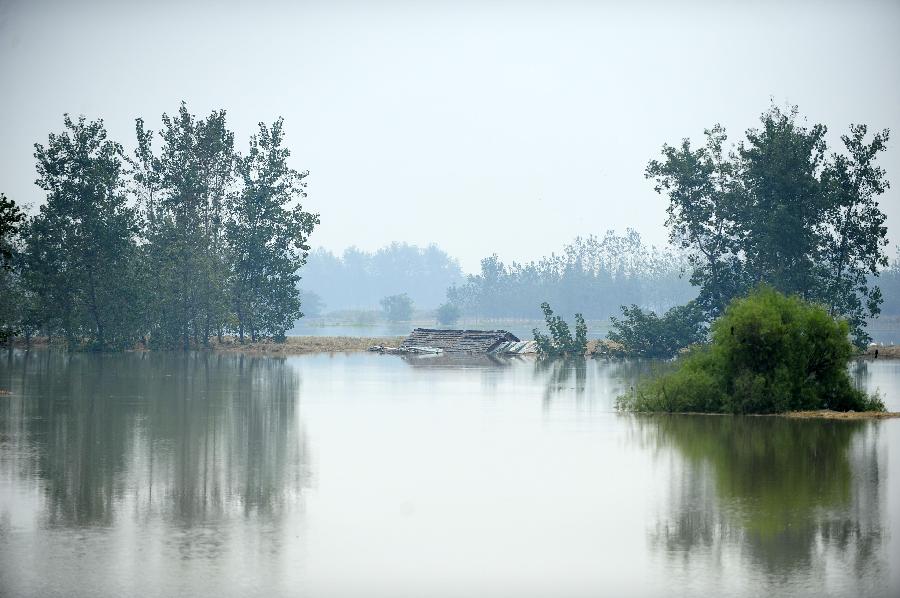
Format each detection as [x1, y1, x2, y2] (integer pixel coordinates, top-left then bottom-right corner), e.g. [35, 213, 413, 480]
[132, 103, 318, 347]
[3, 104, 318, 351]
[0, 193, 27, 342]
[616, 287, 884, 414]
[0, 193, 25, 269]
[435, 302, 461, 326]
[22, 115, 144, 350]
[607, 301, 706, 358]
[134, 103, 236, 348]
[533, 302, 587, 357]
[647, 105, 890, 347]
[380, 293, 413, 321]
[227, 118, 318, 342]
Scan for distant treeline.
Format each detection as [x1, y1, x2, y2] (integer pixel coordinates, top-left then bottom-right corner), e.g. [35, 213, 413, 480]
[297, 231, 694, 319]
[301, 243, 464, 312]
[297, 235, 900, 324]
[0, 104, 317, 349]
[446, 230, 696, 319]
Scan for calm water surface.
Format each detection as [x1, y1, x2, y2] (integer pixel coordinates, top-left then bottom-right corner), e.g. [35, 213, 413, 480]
[1, 351, 899, 597]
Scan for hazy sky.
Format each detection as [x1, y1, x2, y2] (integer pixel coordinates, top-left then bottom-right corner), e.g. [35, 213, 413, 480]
[1, 0, 898, 273]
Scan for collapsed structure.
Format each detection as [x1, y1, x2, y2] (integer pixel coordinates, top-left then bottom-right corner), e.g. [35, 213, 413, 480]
[370, 328, 537, 355]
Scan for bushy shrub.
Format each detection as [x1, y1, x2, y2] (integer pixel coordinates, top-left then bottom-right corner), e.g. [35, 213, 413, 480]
[435, 302, 461, 326]
[607, 301, 706, 358]
[533, 302, 587, 357]
[616, 287, 884, 414]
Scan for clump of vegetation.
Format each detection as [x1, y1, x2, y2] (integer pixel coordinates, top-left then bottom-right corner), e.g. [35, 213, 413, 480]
[616, 287, 885, 414]
[435, 302, 460, 326]
[606, 301, 706, 358]
[533, 302, 587, 357]
[380, 293, 414, 321]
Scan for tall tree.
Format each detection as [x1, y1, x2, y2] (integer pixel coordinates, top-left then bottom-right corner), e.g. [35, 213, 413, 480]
[0, 193, 25, 268]
[226, 118, 318, 341]
[23, 115, 143, 349]
[648, 105, 890, 346]
[134, 103, 235, 348]
[0, 193, 27, 342]
[646, 125, 746, 316]
[736, 106, 829, 296]
[818, 125, 890, 338]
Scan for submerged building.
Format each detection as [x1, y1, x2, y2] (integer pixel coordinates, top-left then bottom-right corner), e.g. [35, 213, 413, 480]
[399, 328, 536, 355]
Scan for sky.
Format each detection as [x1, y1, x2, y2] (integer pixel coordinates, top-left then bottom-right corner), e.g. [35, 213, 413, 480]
[1, 0, 898, 273]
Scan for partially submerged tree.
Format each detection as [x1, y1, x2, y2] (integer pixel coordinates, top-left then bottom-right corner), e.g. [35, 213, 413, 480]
[533, 302, 587, 357]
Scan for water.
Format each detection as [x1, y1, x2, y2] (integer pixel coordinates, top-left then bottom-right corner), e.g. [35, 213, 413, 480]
[1, 351, 898, 598]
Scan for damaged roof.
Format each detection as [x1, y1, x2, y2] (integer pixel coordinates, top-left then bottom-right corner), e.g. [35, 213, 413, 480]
[400, 328, 520, 354]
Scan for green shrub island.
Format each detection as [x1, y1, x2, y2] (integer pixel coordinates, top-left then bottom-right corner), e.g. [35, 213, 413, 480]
[616, 287, 884, 414]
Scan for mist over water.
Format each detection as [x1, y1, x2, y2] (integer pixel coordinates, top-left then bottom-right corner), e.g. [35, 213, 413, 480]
[1, 351, 898, 597]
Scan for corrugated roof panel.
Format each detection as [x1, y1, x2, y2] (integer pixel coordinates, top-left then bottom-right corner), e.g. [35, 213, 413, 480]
[400, 328, 520, 354]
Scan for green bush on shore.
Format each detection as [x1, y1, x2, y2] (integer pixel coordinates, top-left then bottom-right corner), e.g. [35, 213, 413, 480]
[616, 287, 885, 414]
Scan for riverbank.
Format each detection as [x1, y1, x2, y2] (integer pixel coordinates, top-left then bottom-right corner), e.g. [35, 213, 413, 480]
[4, 335, 407, 354]
[862, 345, 900, 359]
[211, 336, 407, 355]
[783, 409, 900, 420]
[629, 409, 900, 420]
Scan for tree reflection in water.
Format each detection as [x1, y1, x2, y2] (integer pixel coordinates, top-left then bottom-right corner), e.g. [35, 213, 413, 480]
[0, 350, 309, 529]
[630, 415, 887, 587]
[535, 357, 660, 409]
[535, 357, 587, 405]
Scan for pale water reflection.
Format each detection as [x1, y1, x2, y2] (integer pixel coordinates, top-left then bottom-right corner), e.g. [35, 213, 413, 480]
[0, 351, 898, 597]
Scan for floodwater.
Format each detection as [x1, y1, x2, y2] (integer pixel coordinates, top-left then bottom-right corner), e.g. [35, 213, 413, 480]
[1, 351, 898, 598]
